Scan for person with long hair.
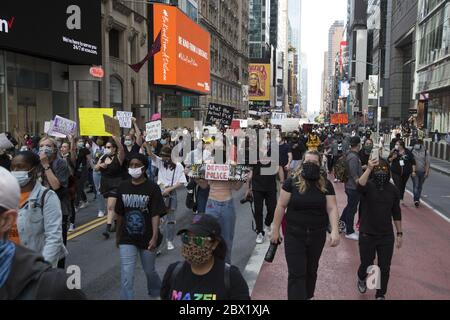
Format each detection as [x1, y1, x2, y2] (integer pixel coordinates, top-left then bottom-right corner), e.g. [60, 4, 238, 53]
[95, 136, 125, 239]
[271, 150, 340, 300]
[160, 214, 250, 300]
[388, 140, 416, 205]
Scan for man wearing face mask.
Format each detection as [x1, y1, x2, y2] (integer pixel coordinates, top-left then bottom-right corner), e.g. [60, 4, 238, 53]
[411, 140, 430, 208]
[356, 159, 403, 300]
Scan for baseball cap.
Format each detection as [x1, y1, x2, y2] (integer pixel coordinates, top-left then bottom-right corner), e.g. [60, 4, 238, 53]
[0, 167, 21, 211]
[177, 215, 222, 238]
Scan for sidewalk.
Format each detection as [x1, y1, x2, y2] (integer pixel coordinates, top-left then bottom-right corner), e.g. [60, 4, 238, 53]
[250, 179, 450, 300]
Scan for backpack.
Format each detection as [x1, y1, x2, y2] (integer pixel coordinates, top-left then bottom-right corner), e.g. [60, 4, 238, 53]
[169, 261, 231, 299]
[334, 153, 349, 183]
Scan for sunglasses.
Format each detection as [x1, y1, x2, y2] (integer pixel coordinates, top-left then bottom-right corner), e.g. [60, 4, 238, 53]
[181, 234, 212, 247]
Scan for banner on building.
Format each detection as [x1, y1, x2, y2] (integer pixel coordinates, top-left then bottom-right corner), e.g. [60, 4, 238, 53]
[103, 115, 121, 137]
[339, 81, 350, 98]
[331, 113, 349, 125]
[205, 103, 234, 127]
[368, 75, 379, 100]
[79, 108, 114, 137]
[248, 64, 271, 101]
[116, 111, 133, 128]
[145, 120, 162, 142]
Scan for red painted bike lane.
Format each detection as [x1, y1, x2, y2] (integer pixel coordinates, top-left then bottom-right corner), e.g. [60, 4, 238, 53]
[251, 180, 450, 300]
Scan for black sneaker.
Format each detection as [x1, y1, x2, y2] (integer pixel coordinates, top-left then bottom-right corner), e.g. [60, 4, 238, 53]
[102, 231, 110, 239]
[357, 278, 367, 294]
[414, 201, 420, 208]
[376, 295, 385, 300]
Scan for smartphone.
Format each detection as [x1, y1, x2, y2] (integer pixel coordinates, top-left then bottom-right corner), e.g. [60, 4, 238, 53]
[371, 147, 379, 162]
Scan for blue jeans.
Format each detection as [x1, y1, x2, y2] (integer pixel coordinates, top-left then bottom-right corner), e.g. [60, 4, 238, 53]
[196, 186, 210, 214]
[162, 191, 177, 242]
[340, 188, 360, 235]
[119, 245, 161, 300]
[205, 199, 236, 264]
[412, 171, 426, 202]
[92, 171, 106, 213]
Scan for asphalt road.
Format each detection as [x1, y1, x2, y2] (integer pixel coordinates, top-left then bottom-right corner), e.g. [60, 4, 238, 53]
[65, 187, 257, 300]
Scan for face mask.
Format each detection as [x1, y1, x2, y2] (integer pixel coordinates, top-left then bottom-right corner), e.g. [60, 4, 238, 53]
[20, 146, 28, 152]
[395, 145, 400, 151]
[125, 140, 133, 147]
[12, 170, 33, 187]
[77, 142, 85, 149]
[373, 172, 390, 190]
[128, 167, 144, 179]
[39, 146, 54, 157]
[160, 139, 167, 145]
[328, 135, 332, 138]
[104, 148, 112, 155]
[181, 243, 214, 265]
[414, 144, 421, 150]
[364, 145, 373, 154]
[301, 162, 321, 181]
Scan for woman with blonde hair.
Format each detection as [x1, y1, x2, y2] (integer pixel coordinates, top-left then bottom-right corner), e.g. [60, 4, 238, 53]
[271, 150, 340, 300]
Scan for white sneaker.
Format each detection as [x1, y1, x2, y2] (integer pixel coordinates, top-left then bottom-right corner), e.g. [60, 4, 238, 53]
[345, 233, 359, 241]
[68, 223, 75, 232]
[79, 201, 88, 209]
[97, 211, 105, 218]
[334, 178, 339, 183]
[264, 225, 272, 236]
[167, 241, 175, 251]
[256, 233, 265, 244]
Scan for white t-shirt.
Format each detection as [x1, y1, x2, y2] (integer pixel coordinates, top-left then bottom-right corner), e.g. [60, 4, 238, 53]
[184, 149, 212, 165]
[154, 156, 187, 188]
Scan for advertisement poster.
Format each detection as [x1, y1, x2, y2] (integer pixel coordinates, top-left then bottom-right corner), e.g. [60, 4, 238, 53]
[248, 64, 271, 101]
[331, 113, 349, 125]
[79, 108, 114, 137]
[153, 3, 210, 94]
[368, 75, 379, 100]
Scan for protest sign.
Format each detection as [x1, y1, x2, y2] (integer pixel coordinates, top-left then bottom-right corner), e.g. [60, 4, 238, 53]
[271, 112, 287, 126]
[204, 164, 230, 181]
[52, 115, 77, 136]
[0, 133, 14, 150]
[79, 108, 114, 136]
[116, 111, 133, 128]
[103, 115, 121, 137]
[145, 120, 162, 142]
[45, 121, 66, 138]
[281, 118, 300, 132]
[205, 104, 234, 127]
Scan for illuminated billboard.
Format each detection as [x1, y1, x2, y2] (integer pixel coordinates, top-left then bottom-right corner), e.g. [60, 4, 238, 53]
[249, 64, 271, 101]
[153, 4, 210, 94]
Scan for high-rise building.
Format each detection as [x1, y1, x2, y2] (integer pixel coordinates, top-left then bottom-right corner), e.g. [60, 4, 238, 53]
[321, 52, 329, 113]
[278, 0, 289, 111]
[301, 53, 308, 114]
[328, 21, 345, 80]
[249, 0, 271, 59]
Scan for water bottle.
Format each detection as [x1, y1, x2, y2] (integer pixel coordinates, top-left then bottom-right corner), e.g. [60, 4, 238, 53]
[264, 239, 281, 263]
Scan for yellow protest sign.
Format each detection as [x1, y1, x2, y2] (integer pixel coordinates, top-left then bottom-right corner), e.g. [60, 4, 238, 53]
[79, 108, 114, 136]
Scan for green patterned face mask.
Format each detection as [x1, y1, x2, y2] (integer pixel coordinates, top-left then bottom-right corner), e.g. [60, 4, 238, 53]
[181, 242, 214, 265]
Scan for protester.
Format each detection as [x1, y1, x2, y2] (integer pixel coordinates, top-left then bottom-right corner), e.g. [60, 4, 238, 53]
[306, 131, 321, 152]
[290, 133, 306, 171]
[113, 154, 165, 300]
[95, 136, 125, 239]
[278, 134, 292, 184]
[432, 129, 441, 143]
[340, 136, 363, 240]
[59, 141, 77, 232]
[324, 133, 334, 174]
[160, 214, 250, 300]
[390, 133, 402, 151]
[356, 158, 403, 300]
[0, 167, 85, 300]
[123, 118, 143, 163]
[359, 138, 373, 170]
[91, 137, 107, 218]
[74, 137, 92, 211]
[388, 140, 416, 205]
[411, 140, 430, 208]
[271, 150, 340, 300]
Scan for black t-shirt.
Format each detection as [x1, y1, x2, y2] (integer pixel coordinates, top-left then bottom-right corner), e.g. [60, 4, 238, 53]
[358, 149, 370, 167]
[357, 181, 401, 235]
[75, 148, 91, 175]
[161, 260, 250, 300]
[290, 141, 306, 161]
[124, 143, 141, 161]
[99, 154, 123, 178]
[279, 143, 292, 166]
[251, 161, 277, 192]
[282, 178, 335, 230]
[114, 179, 166, 249]
[390, 149, 416, 176]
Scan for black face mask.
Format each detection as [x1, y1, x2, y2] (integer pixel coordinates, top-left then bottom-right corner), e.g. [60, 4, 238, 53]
[301, 162, 321, 181]
[372, 172, 390, 190]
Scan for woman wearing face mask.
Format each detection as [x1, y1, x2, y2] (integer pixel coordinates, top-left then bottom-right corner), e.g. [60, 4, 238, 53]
[356, 158, 403, 300]
[113, 154, 165, 300]
[73, 138, 93, 212]
[123, 119, 143, 163]
[38, 137, 71, 268]
[359, 138, 374, 171]
[160, 214, 250, 300]
[91, 137, 107, 217]
[10, 151, 68, 267]
[411, 140, 430, 208]
[59, 141, 77, 232]
[146, 145, 187, 252]
[271, 150, 340, 300]
[95, 136, 125, 239]
[388, 141, 416, 205]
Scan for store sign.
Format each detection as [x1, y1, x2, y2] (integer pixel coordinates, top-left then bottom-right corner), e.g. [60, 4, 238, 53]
[89, 66, 104, 79]
[0, 1, 101, 65]
[153, 3, 210, 94]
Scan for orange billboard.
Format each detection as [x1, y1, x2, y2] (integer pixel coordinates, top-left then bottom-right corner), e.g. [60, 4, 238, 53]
[249, 64, 271, 101]
[153, 4, 211, 94]
[331, 113, 349, 125]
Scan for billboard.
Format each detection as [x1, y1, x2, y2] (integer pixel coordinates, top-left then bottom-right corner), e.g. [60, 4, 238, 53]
[153, 4, 210, 94]
[331, 113, 349, 125]
[0, 1, 101, 65]
[249, 64, 271, 101]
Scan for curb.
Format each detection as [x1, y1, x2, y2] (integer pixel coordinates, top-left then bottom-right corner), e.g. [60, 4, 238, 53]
[242, 240, 270, 295]
[430, 164, 450, 177]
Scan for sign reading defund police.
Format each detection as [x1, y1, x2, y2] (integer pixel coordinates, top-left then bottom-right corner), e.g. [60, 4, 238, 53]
[205, 103, 234, 127]
[0, 0, 101, 65]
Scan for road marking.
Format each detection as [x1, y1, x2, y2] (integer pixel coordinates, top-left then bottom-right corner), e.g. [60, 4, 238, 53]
[68, 217, 107, 240]
[405, 190, 450, 223]
[68, 217, 106, 234]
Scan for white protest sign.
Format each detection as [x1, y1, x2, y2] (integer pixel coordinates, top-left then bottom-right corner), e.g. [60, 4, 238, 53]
[52, 115, 77, 136]
[281, 118, 301, 132]
[0, 133, 14, 150]
[46, 121, 66, 138]
[204, 164, 230, 181]
[271, 112, 287, 126]
[116, 111, 133, 128]
[145, 120, 162, 142]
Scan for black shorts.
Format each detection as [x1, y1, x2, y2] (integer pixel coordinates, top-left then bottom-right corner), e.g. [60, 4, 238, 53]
[100, 176, 123, 198]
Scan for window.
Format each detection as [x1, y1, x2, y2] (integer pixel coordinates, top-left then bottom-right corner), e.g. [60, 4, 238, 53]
[110, 76, 123, 109]
[109, 29, 120, 59]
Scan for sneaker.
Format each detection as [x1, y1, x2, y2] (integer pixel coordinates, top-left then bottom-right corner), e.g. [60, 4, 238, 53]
[102, 231, 110, 239]
[68, 223, 75, 232]
[414, 201, 420, 208]
[357, 279, 367, 294]
[334, 178, 338, 183]
[97, 211, 105, 218]
[345, 233, 359, 241]
[264, 225, 272, 236]
[79, 201, 88, 209]
[167, 241, 175, 251]
[256, 233, 264, 244]
[400, 200, 406, 206]
[376, 296, 386, 300]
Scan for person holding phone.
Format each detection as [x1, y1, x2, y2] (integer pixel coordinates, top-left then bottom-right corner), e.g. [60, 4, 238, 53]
[358, 138, 374, 170]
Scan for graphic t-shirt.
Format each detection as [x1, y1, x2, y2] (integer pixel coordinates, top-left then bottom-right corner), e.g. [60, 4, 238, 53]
[114, 179, 166, 249]
[161, 260, 250, 300]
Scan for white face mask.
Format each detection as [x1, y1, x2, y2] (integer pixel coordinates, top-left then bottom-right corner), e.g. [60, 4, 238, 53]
[128, 167, 144, 179]
[104, 148, 112, 155]
[12, 170, 33, 187]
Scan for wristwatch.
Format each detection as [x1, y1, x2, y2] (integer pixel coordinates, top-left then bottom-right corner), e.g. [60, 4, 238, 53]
[44, 166, 51, 171]
[397, 232, 403, 237]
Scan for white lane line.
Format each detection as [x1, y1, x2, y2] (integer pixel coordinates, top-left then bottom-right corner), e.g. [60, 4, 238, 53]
[242, 240, 270, 295]
[405, 190, 450, 223]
